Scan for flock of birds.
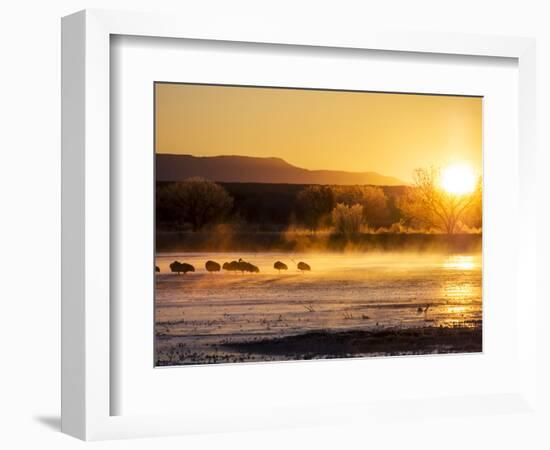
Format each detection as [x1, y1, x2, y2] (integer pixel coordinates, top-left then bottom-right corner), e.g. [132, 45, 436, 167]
[155, 258, 311, 275]
[156, 259, 434, 318]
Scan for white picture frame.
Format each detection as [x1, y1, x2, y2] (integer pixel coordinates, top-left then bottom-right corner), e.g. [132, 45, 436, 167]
[61, 9, 538, 441]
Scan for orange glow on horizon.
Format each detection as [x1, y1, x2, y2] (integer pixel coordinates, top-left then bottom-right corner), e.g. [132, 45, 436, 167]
[155, 83, 482, 183]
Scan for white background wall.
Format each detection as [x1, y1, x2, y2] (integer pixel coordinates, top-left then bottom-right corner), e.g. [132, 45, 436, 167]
[0, 1, 548, 449]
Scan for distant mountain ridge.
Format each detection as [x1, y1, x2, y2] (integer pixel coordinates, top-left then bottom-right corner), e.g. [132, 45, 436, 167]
[156, 154, 405, 186]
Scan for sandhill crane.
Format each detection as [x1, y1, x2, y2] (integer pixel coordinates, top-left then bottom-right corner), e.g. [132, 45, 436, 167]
[274, 261, 288, 273]
[244, 262, 260, 273]
[237, 258, 259, 273]
[297, 261, 311, 272]
[223, 261, 238, 272]
[223, 259, 259, 273]
[205, 260, 221, 272]
[417, 304, 432, 317]
[236, 259, 250, 273]
[170, 261, 195, 275]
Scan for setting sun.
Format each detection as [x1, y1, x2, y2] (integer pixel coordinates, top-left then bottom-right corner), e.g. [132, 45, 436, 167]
[440, 164, 476, 195]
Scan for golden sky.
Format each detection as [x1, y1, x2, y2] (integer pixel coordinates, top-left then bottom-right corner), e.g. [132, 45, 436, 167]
[155, 83, 482, 183]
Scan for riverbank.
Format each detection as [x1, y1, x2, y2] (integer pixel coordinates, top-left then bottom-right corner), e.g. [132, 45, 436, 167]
[157, 231, 482, 253]
[156, 324, 482, 366]
[222, 323, 482, 359]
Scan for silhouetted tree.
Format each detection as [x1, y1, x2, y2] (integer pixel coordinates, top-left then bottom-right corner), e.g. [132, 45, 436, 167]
[461, 182, 483, 229]
[331, 203, 364, 235]
[295, 185, 335, 231]
[332, 185, 389, 226]
[398, 167, 481, 234]
[159, 178, 233, 231]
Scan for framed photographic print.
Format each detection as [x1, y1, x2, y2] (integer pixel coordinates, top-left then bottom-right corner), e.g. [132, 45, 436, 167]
[62, 9, 539, 441]
[153, 82, 483, 367]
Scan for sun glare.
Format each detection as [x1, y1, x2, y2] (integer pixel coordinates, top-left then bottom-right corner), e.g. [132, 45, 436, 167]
[440, 164, 476, 195]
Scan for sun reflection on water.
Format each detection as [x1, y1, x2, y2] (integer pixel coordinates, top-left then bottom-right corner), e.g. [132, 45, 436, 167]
[443, 283, 475, 300]
[437, 267, 481, 327]
[445, 305, 469, 314]
[443, 255, 476, 270]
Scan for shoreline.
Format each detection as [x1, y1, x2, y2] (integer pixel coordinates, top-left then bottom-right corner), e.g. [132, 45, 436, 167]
[157, 231, 482, 253]
[221, 324, 482, 359]
[156, 324, 482, 366]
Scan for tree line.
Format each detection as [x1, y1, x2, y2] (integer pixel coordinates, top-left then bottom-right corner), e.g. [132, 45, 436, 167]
[156, 169, 482, 235]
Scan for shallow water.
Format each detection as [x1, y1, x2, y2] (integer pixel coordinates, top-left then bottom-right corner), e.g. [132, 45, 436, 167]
[155, 252, 481, 364]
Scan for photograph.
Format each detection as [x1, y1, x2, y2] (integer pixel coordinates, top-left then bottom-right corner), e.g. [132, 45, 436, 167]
[154, 82, 483, 366]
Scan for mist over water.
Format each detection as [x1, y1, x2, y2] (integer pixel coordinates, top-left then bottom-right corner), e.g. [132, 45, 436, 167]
[155, 251, 482, 364]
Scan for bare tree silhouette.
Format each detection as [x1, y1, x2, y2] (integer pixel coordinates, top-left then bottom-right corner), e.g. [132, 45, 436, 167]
[399, 167, 481, 234]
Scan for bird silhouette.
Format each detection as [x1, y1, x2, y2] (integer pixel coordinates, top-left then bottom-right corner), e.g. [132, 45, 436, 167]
[417, 304, 432, 316]
[205, 260, 221, 272]
[223, 259, 259, 273]
[274, 261, 288, 273]
[169, 261, 195, 275]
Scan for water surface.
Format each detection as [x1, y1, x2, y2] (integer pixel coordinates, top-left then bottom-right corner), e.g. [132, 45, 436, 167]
[155, 252, 482, 364]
